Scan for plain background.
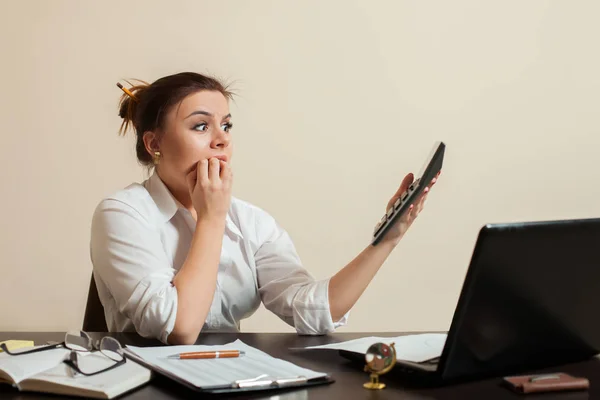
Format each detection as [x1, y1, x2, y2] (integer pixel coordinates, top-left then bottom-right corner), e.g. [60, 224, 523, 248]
[0, 1, 598, 334]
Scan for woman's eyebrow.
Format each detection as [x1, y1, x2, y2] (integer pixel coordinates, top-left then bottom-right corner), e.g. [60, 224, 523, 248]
[184, 110, 211, 119]
[184, 111, 232, 120]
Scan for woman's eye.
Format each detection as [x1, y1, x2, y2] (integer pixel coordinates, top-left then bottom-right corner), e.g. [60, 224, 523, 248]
[193, 123, 208, 132]
[221, 122, 233, 132]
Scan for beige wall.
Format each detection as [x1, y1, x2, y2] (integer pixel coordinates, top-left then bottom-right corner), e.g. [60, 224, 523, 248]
[1, 0, 599, 334]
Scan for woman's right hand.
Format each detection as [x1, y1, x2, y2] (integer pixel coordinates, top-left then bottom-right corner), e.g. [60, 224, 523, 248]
[186, 158, 232, 221]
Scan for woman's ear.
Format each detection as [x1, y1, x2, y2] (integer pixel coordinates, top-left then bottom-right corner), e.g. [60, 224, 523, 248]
[142, 131, 160, 158]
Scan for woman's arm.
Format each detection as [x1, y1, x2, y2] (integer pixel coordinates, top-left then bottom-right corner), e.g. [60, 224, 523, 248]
[328, 172, 439, 321]
[328, 239, 399, 321]
[168, 217, 225, 345]
[168, 158, 233, 345]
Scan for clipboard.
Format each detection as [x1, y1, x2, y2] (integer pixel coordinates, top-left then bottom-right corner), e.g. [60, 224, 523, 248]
[123, 348, 334, 395]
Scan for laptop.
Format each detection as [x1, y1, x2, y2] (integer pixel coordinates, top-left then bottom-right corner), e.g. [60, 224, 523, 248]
[342, 217, 600, 385]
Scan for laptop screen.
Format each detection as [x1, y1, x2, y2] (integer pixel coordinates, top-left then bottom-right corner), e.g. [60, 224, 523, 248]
[440, 218, 600, 381]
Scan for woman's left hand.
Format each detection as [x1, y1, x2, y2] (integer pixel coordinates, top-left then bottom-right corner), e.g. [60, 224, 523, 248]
[379, 171, 440, 245]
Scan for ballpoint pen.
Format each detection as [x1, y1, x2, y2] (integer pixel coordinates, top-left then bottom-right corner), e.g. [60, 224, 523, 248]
[167, 350, 246, 359]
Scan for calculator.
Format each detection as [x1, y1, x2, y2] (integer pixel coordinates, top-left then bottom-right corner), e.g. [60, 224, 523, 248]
[371, 141, 445, 245]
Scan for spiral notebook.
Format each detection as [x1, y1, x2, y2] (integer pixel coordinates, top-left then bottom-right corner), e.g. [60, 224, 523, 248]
[123, 339, 334, 394]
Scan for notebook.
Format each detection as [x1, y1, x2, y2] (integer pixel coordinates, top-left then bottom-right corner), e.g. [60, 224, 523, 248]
[0, 346, 152, 399]
[124, 339, 333, 394]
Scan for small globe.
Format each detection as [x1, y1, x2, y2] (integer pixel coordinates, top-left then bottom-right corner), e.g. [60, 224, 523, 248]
[365, 342, 396, 375]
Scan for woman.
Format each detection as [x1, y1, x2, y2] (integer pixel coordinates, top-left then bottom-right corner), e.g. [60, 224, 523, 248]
[90, 72, 439, 345]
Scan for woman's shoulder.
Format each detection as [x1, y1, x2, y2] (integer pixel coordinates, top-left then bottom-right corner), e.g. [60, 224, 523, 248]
[230, 196, 274, 223]
[93, 180, 159, 225]
[230, 197, 283, 241]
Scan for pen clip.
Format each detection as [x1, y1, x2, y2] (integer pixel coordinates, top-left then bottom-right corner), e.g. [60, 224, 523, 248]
[234, 374, 269, 385]
[233, 375, 308, 389]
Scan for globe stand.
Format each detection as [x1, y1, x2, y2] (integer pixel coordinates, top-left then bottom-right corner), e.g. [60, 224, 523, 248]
[363, 371, 386, 390]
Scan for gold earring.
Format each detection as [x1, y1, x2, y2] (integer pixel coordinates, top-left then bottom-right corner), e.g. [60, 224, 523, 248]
[153, 151, 161, 165]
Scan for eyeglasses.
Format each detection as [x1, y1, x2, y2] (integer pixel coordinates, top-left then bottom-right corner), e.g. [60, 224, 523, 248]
[0, 331, 126, 377]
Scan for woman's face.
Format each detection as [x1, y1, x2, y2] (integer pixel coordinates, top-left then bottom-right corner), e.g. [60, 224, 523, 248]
[152, 90, 233, 198]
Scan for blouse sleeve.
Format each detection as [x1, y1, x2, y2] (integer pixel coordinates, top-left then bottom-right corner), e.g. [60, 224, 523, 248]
[253, 209, 349, 334]
[90, 198, 178, 344]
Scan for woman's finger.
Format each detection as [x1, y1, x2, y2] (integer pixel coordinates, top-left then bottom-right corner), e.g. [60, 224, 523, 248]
[219, 160, 230, 181]
[412, 203, 420, 220]
[413, 188, 428, 213]
[208, 158, 220, 183]
[416, 199, 425, 214]
[422, 187, 430, 201]
[220, 160, 233, 184]
[198, 159, 209, 186]
[388, 173, 414, 210]
[399, 173, 414, 193]
[418, 195, 427, 212]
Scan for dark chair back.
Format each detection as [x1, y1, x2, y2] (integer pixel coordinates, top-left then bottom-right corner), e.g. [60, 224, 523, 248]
[82, 274, 108, 332]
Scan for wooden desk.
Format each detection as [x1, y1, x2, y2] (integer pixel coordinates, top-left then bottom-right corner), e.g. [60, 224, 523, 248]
[1, 332, 597, 399]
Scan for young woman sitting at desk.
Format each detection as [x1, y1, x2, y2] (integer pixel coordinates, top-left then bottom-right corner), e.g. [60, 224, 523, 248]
[90, 72, 440, 345]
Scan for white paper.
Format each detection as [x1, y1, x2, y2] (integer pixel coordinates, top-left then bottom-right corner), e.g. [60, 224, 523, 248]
[0, 347, 70, 383]
[125, 339, 327, 390]
[23, 352, 152, 398]
[294, 333, 447, 363]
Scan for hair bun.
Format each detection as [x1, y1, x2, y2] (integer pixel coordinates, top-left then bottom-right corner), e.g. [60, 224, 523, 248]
[116, 80, 149, 136]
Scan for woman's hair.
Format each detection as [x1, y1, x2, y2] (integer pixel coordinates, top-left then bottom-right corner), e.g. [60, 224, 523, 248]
[117, 72, 234, 166]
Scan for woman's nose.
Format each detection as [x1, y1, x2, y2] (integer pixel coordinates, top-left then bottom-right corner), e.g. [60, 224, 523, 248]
[212, 129, 230, 148]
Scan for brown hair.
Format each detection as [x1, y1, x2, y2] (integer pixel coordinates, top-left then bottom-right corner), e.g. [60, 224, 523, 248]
[117, 72, 234, 166]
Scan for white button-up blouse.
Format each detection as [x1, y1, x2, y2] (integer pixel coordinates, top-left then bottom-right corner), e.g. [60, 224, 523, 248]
[90, 171, 348, 343]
